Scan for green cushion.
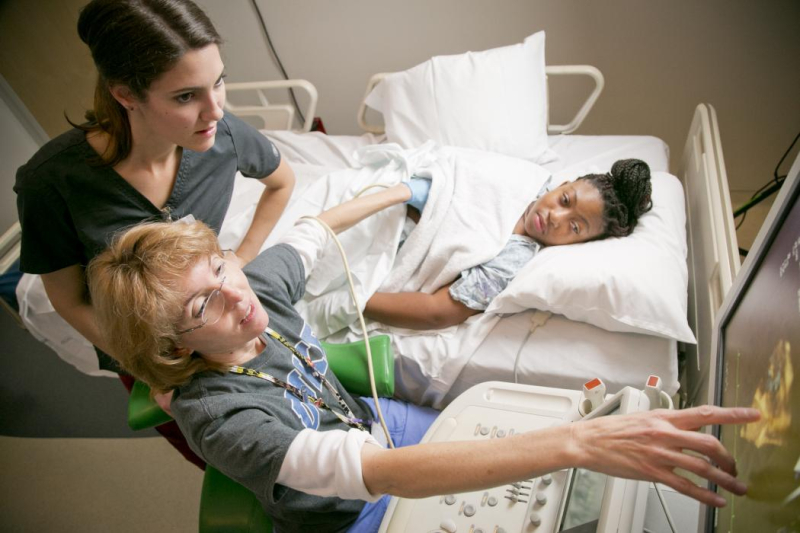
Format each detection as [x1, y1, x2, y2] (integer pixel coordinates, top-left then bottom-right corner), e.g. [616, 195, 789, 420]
[127, 380, 172, 430]
[321, 334, 395, 398]
[200, 465, 273, 533]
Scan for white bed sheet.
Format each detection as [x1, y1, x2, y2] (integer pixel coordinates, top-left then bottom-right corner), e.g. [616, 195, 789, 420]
[441, 312, 678, 406]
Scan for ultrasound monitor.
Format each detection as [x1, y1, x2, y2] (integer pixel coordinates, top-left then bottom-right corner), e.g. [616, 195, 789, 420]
[708, 152, 800, 532]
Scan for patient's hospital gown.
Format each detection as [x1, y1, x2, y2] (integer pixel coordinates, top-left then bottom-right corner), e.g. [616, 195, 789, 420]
[448, 177, 550, 310]
[449, 234, 540, 310]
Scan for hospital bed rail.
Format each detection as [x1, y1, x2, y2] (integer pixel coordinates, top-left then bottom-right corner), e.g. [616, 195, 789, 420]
[356, 65, 605, 135]
[224, 79, 318, 133]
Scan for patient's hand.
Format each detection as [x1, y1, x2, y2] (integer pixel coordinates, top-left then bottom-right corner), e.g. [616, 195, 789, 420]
[154, 390, 174, 417]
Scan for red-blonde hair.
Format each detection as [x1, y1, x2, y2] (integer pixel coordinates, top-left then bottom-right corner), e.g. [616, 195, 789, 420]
[88, 220, 228, 392]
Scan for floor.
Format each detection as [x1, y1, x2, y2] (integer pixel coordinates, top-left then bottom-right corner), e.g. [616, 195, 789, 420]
[0, 189, 776, 533]
[0, 437, 203, 532]
[0, 306, 203, 532]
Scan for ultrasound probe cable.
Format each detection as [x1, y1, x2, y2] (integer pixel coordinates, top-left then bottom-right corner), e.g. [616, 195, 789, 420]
[300, 210, 396, 449]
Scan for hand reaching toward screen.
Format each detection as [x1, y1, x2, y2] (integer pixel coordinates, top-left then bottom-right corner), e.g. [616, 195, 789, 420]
[572, 405, 760, 507]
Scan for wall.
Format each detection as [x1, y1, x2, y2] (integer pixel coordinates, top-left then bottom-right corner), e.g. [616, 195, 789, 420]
[0, 76, 44, 230]
[0, 0, 94, 138]
[1, 0, 798, 193]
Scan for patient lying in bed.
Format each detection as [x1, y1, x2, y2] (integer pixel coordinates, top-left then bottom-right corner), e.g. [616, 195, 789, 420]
[364, 159, 653, 330]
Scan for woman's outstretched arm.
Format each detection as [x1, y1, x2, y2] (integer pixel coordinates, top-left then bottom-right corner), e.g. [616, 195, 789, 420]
[361, 406, 760, 507]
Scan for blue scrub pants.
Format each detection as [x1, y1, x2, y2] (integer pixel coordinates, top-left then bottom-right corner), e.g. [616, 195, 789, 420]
[347, 398, 439, 532]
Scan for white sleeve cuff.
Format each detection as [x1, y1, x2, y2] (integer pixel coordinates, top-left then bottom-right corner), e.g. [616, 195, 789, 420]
[275, 218, 329, 279]
[277, 428, 384, 502]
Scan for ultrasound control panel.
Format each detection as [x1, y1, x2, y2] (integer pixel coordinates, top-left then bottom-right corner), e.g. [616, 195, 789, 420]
[378, 381, 651, 533]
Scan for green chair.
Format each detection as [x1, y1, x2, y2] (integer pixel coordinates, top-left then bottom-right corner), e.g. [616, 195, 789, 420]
[128, 335, 396, 533]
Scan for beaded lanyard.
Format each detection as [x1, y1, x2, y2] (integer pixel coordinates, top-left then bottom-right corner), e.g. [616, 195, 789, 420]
[229, 327, 370, 431]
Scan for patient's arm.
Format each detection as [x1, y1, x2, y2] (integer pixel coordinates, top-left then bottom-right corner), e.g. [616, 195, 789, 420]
[364, 283, 480, 330]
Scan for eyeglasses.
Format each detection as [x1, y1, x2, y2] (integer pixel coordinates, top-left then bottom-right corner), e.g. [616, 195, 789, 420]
[176, 252, 231, 335]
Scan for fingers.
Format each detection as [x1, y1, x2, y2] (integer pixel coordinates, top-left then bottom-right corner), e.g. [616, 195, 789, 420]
[658, 469, 729, 508]
[662, 448, 746, 497]
[660, 405, 760, 431]
[661, 426, 738, 476]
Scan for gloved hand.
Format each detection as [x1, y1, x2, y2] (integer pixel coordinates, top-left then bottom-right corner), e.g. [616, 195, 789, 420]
[404, 175, 432, 212]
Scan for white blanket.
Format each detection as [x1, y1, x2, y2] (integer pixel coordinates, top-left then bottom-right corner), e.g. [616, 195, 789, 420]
[295, 142, 549, 338]
[290, 144, 550, 405]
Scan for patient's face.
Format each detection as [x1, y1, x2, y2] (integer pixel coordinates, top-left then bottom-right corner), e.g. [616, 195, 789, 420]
[174, 253, 269, 356]
[521, 180, 605, 246]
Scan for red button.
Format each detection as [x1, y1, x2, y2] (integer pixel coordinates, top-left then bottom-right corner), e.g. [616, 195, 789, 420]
[585, 378, 602, 390]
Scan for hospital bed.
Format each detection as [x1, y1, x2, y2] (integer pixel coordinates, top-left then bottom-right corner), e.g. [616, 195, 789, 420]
[6, 39, 739, 412]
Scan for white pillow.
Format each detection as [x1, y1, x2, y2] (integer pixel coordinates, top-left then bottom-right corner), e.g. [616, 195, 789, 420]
[364, 31, 557, 164]
[486, 171, 697, 343]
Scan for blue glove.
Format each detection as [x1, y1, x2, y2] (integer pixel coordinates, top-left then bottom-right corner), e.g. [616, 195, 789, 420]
[404, 175, 432, 212]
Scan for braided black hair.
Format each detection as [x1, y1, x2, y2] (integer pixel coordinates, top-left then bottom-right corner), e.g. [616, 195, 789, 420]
[577, 158, 653, 238]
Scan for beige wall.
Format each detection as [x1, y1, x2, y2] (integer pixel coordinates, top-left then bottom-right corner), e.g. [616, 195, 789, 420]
[2, 0, 798, 193]
[0, 0, 95, 136]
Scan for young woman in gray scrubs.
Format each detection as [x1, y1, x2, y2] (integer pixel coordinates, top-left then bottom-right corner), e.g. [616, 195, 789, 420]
[14, 0, 295, 468]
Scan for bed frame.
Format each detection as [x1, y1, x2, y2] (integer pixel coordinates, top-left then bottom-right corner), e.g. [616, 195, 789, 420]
[2, 79, 741, 410]
[678, 104, 740, 408]
[356, 65, 605, 135]
[223, 80, 318, 132]
[353, 68, 741, 409]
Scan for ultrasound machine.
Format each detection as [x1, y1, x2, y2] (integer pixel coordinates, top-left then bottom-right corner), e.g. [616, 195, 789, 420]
[377, 379, 661, 533]
[378, 153, 800, 533]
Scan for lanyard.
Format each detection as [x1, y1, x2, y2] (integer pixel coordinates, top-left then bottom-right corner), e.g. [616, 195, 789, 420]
[228, 327, 370, 431]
